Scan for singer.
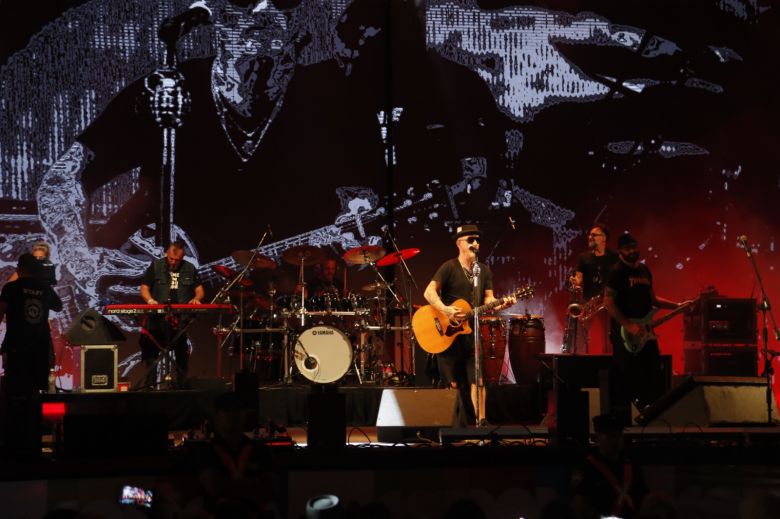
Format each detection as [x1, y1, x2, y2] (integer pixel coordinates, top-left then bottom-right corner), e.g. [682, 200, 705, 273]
[422, 224, 515, 426]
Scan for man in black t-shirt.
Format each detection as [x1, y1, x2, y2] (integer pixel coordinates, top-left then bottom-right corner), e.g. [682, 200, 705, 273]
[423, 224, 515, 425]
[139, 240, 205, 387]
[572, 223, 620, 354]
[0, 253, 63, 458]
[605, 233, 683, 423]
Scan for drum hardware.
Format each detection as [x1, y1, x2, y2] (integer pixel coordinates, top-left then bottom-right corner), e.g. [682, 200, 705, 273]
[212, 228, 272, 376]
[382, 232, 421, 381]
[212, 265, 254, 288]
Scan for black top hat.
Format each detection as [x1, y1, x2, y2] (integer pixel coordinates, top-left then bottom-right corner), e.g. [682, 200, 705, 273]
[453, 224, 482, 240]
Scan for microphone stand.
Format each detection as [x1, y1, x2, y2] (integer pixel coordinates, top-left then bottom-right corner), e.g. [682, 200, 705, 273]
[471, 253, 482, 427]
[385, 231, 419, 379]
[740, 238, 780, 424]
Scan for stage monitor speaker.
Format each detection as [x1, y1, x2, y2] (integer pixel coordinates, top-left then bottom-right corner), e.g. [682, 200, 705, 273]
[307, 386, 346, 450]
[376, 389, 461, 443]
[65, 308, 126, 345]
[551, 354, 672, 391]
[636, 376, 778, 427]
[63, 413, 168, 457]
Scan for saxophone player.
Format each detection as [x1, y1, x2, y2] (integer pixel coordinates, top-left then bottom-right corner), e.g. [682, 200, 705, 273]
[569, 223, 619, 353]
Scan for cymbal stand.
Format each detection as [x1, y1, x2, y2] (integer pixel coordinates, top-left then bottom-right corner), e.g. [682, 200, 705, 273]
[385, 231, 419, 378]
[213, 228, 272, 374]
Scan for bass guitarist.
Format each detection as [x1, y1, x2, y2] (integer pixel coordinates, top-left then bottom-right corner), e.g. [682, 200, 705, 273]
[422, 224, 515, 426]
[604, 232, 685, 424]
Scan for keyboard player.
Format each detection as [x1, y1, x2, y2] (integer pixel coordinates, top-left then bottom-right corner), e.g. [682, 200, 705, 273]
[139, 239, 205, 388]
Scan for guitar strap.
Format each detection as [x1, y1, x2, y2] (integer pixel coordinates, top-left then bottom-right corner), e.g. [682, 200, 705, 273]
[586, 454, 636, 515]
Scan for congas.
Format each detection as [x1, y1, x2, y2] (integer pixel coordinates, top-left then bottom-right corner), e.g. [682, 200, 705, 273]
[479, 316, 506, 385]
[294, 325, 353, 383]
[508, 315, 545, 384]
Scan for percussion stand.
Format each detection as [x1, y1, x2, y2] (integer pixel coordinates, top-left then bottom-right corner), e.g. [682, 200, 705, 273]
[385, 231, 420, 380]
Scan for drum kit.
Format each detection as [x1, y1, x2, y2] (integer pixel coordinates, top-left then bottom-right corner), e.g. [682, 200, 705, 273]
[210, 243, 421, 385]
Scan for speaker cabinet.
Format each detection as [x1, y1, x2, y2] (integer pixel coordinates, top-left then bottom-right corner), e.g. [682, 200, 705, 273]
[63, 413, 168, 457]
[376, 389, 460, 443]
[684, 298, 756, 344]
[637, 376, 778, 426]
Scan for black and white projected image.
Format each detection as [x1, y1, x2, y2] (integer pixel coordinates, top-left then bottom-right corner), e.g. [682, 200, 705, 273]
[1, 0, 778, 383]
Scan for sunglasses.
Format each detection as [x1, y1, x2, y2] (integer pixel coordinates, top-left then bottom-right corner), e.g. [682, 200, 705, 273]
[459, 236, 481, 244]
[588, 233, 605, 238]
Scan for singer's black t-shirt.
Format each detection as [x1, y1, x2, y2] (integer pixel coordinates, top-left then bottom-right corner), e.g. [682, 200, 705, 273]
[431, 258, 493, 306]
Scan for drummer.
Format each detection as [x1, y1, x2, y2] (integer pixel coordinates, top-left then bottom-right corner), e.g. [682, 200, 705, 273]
[306, 258, 342, 298]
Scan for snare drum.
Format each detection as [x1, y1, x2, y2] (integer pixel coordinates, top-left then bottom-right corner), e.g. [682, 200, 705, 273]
[294, 325, 353, 383]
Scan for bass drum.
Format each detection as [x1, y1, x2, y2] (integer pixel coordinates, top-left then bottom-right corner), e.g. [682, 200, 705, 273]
[294, 326, 353, 384]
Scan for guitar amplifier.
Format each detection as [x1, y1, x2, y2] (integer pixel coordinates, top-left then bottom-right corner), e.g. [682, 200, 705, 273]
[684, 298, 756, 344]
[71, 345, 118, 393]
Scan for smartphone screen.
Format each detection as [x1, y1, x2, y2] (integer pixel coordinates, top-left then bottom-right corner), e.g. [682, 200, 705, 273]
[119, 485, 153, 508]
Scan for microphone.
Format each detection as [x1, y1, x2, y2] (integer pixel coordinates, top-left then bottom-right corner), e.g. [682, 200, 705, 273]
[738, 235, 752, 256]
[304, 356, 318, 370]
[159, 3, 212, 43]
[267, 224, 273, 239]
[508, 217, 516, 230]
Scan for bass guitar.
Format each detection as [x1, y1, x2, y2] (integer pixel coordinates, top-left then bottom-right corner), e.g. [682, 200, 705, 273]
[620, 292, 710, 354]
[413, 285, 534, 354]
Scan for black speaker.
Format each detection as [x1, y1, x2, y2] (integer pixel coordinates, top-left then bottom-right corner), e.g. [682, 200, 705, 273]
[307, 386, 346, 449]
[63, 413, 168, 457]
[375, 389, 460, 443]
[65, 308, 126, 345]
[636, 376, 778, 426]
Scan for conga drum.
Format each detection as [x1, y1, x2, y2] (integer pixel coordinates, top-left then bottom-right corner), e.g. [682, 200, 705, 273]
[508, 315, 545, 384]
[479, 316, 506, 385]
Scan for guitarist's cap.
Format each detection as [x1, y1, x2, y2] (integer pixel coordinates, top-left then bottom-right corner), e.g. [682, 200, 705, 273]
[617, 232, 638, 249]
[454, 224, 482, 240]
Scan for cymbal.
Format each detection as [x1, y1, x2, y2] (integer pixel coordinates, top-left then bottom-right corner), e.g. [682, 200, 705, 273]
[361, 281, 392, 292]
[342, 245, 386, 265]
[231, 250, 277, 270]
[245, 295, 272, 311]
[376, 248, 421, 267]
[282, 245, 324, 266]
[212, 265, 253, 287]
[227, 289, 256, 301]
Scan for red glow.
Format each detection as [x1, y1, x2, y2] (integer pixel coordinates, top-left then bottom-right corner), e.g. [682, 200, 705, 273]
[42, 402, 66, 420]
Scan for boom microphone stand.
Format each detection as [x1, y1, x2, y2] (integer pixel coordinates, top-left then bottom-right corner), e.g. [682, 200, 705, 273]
[738, 235, 780, 425]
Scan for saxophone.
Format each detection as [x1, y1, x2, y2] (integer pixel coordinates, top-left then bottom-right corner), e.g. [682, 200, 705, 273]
[561, 269, 583, 353]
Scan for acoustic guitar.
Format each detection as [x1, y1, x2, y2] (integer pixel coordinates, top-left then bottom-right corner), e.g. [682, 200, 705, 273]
[413, 285, 534, 354]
